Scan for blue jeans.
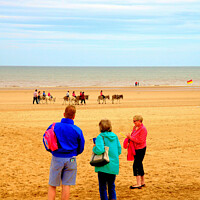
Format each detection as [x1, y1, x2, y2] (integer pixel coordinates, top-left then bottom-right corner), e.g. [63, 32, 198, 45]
[98, 172, 116, 200]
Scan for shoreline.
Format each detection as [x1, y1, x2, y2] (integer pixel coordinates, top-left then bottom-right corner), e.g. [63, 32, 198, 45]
[0, 85, 199, 91]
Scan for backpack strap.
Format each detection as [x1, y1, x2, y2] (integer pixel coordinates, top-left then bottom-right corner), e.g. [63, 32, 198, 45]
[51, 122, 60, 148]
[51, 123, 56, 130]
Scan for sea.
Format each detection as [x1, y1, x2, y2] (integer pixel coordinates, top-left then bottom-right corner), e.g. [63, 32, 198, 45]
[0, 66, 200, 88]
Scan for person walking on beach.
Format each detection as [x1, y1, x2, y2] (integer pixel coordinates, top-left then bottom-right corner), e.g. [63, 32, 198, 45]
[44, 105, 85, 200]
[33, 89, 38, 104]
[38, 91, 41, 103]
[81, 92, 86, 104]
[92, 119, 121, 200]
[126, 115, 147, 189]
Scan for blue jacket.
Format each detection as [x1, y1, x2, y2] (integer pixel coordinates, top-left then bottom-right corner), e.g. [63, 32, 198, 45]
[45, 118, 85, 158]
[93, 131, 121, 175]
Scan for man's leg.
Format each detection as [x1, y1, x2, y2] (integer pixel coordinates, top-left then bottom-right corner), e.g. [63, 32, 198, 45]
[61, 185, 70, 200]
[61, 157, 77, 200]
[48, 185, 56, 200]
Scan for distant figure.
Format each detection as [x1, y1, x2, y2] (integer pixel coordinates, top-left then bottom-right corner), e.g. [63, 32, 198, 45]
[48, 92, 53, 99]
[38, 91, 41, 103]
[100, 90, 105, 99]
[44, 105, 85, 200]
[80, 91, 82, 96]
[81, 92, 86, 104]
[33, 89, 38, 104]
[66, 91, 70, 97]
[43, 91, 46, 97]
[137, 82, 139, 86]
[135, 82, 137, 87]
[72, 91, 76, 98]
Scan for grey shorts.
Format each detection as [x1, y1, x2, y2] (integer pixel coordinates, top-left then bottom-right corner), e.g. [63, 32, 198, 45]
[49, 156, 77, 186]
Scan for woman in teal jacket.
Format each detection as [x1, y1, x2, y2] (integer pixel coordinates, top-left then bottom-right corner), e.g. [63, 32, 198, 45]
[93, 119, 121, 200]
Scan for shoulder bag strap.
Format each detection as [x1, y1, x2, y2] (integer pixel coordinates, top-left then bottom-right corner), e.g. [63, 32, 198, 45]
[101, 136, 106, 150]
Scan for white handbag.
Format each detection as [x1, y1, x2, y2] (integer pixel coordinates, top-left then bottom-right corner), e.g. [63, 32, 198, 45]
[90, 136, 110, 167]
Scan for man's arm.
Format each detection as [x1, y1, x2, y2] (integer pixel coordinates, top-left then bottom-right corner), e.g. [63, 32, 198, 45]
[77, 130, 85, 155]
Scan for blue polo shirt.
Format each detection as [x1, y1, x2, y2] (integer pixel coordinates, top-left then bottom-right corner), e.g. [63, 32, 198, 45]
[46, 118, 85, 158]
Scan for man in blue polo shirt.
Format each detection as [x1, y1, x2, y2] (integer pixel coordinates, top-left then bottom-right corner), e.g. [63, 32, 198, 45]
[45, 105, 85, 200]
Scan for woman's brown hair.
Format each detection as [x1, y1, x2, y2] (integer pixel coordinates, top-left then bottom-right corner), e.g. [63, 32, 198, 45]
[99, 119, 112, 132]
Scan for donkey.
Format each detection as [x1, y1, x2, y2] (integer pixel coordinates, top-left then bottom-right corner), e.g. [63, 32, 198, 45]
[112, 94, 123, 104]
[97, 95, 110, 104]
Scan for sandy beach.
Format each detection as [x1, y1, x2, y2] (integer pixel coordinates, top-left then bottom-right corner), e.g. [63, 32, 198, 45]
[0, 86, 200, 200]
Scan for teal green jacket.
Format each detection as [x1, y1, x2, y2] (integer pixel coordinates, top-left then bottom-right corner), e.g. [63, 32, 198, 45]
[93, 131, 121, 175]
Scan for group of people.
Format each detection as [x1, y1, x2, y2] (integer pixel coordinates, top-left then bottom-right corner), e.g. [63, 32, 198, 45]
[33, 89, 53, 104]
[66, 91, 86, 104]
[135, 82, 139, 87]
[66, 91, 76, 98]
[42, 91, 53, 99]
[44, 105, 147, 200]
[34, 89, 107, 105]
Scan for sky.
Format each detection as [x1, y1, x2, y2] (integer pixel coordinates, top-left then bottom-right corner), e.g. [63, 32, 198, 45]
[0, 0, 200, 67]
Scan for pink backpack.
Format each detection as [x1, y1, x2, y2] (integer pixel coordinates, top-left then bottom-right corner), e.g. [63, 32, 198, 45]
[43, 123, 58, 152]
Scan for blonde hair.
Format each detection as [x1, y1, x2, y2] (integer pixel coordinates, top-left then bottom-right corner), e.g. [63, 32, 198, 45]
[65, 105, 76, 119]
[133, 115, 143, 122]
[99, 119, 112, 132]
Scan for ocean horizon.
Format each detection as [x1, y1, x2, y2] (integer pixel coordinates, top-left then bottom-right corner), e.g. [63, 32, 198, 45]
[0, 66, 200, 88]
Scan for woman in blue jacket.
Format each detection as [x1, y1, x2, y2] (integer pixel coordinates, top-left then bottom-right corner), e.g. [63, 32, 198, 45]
[93, 119, 121, 200]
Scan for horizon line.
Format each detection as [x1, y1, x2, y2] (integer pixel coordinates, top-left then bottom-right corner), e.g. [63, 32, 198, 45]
[1, 65, 200, 68]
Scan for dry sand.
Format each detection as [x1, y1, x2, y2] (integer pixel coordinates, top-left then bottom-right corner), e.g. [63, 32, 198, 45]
[0, 86, 200, 200]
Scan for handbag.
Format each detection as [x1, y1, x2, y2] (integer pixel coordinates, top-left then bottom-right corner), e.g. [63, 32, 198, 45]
[90, 136, 110, 167]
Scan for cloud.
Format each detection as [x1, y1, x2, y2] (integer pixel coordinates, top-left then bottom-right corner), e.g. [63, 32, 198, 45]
[1, 28, 200, 41]
[1, 0, 199, 12]
[0, 0, 200, 66]
[1, 0, 200, 6]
